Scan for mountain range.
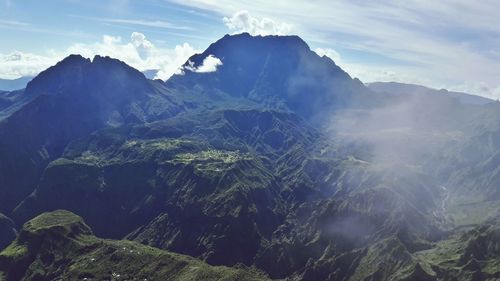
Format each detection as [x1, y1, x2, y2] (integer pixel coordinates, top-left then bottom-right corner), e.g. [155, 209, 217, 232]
[0, 77, 33, 92]
[1, 33, 500, 281]
[367, 82, 494, 105]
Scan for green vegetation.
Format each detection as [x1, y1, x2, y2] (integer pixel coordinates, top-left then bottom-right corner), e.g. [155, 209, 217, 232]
[171, 149, 253, 172]
[0, 244, 28, 261]
[173, 149, 250, 164]
[445, 198, 500, 227]
[22, 209, 87, 233]
[0, 210, 271, 281]
[413, 218, 500, 280]
[3, 35, 500, 281]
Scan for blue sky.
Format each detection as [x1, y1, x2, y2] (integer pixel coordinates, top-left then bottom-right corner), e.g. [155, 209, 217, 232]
[1, 0, 500, 98]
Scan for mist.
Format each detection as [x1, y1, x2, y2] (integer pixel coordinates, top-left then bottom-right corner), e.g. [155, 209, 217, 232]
[277, 49, 500, 260]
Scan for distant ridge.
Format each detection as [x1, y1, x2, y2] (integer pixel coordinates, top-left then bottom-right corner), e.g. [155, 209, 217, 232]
[367, 81, 494, 105]
[1, 33, 500, 281]
[0, 76, 33, 91]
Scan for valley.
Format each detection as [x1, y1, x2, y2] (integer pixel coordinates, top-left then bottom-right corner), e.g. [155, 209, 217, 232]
[0, 33, 499, 280]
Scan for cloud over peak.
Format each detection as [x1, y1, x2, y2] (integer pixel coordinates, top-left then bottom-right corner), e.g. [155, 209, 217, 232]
[183, 54, 222, 73]
[223, 10, 291, 36]
[67, 32, 197, 80]
[0, 32, 197, 81]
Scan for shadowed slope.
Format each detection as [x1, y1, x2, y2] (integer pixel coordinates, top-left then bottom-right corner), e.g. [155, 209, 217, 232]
[0, 210, 271, 281]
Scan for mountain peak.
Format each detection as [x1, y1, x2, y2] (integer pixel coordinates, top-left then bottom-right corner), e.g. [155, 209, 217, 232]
[169, 33, 366, 120]
[21, 210, 92, 236]
[219, 32, 309, 48]
[91, 55, 143, 75]
[25, 54, 147, 98]
[59, 54, 90, 64]
[197, 33, 311, 64]
[24, 54, 91, 95]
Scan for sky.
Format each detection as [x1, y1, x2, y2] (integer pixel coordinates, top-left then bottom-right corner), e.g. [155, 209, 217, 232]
[1, 0, 500, 99]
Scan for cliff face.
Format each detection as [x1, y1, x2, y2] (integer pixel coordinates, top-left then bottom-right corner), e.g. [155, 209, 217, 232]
[1, 33, 500, 280]
[0, 214, 16, 251]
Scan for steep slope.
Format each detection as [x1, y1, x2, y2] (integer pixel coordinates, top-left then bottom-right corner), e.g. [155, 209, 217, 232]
[0, 89, 34, 120]
[13, 108, 316, 259]
[3, 33, 500, 281]
[0, 55, 183, 214]
[0, 210, 270, 281]
[415, 214, 500, 280]
[168, 32, 372, 122]
[0, 214, 16, 251]
[12, 106, 451, 279]
[365, 82, 500, 227]
[432, 105, 500, 227]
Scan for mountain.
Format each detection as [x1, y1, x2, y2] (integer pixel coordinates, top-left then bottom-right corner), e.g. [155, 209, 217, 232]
[0, 89, 32, 120]
[367, 81, 495, 105]
[0, 77, 33, 91]
[366, 82, 500, 227]
[1, 33, 500, 280]
[0, 210, 269, 280]
[168, 33, 372, 122]
[0, 54, 184, 213]
[415, 214, 500, 280]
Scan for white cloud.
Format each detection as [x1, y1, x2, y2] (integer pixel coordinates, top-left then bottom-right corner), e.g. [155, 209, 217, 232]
[67, 32, 198, 80]
[0, 32, 197, 81]
[169, 0, 500, 98]
[223, 10, 291, 36]
[313, 48, 428, 86]
[451, 81, 500, 100]
[155, 43, 197, 79]
[131, 32, 154, 59]
[0, 51, 56, 79]
[0, 20, 29, 27]
[84, 17, 193, 30]
[184, 54, 222, 73]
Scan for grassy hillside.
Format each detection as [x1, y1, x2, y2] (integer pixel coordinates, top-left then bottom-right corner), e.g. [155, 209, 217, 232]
[0, 210, 271, 281]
